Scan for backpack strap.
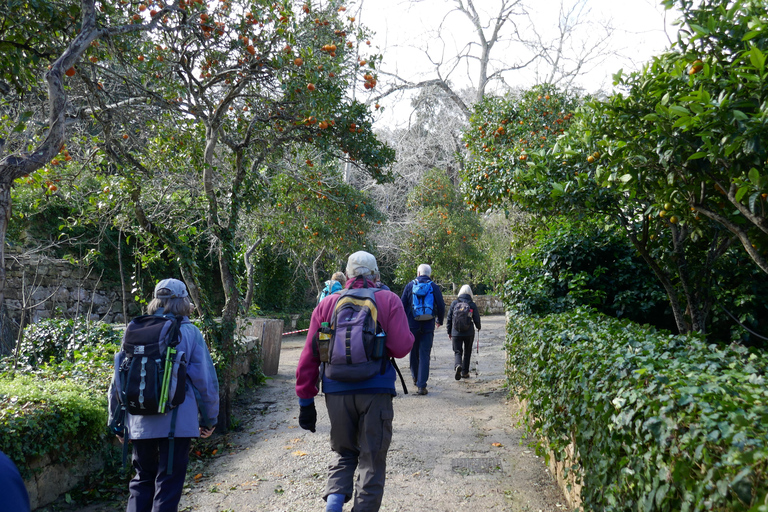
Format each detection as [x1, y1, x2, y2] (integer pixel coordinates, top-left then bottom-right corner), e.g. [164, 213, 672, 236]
[391, 358, 408, 395]
[166, 407, 179, 475]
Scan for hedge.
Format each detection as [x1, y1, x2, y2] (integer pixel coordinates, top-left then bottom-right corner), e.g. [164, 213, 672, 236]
[506, 308, 768, 511]
[0, 320, 122, 478]
[0, 375, 109, 478]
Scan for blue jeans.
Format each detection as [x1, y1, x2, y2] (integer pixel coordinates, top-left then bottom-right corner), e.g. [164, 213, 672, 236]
[409, 329, 434, 388]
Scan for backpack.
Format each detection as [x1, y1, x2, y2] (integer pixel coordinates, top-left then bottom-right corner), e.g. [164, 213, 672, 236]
[318, 280, 341, 303]
[453, 301, 473, 332]
[317, 278, 387, 382]
[115, 314, 188, 417]
[411, 279, 435, 321]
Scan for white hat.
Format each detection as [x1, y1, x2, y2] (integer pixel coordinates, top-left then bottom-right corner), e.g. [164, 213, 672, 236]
[458, 284, 473, 298]
[154, 278, 189, 299]
[346, 251, 377, 278]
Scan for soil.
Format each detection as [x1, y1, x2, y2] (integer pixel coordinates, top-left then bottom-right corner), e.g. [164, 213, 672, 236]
[69, 314, 566, 512]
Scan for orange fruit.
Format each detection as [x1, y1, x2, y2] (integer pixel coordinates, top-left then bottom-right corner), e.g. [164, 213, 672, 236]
[65, 67, 76, 77]
[294, 57, 303, 66]
[307, 83, 316, 91]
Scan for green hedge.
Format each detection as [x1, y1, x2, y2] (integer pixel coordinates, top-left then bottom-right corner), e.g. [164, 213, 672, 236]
[506, 308, 768, 511]
[0, 320, 122, 478]
[0, 375, 109, 478]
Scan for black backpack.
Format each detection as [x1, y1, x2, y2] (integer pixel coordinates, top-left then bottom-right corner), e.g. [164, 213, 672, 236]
[111, 315, 187, 422]
[109, 314, 188, 474]
[453, 301, 473, 332]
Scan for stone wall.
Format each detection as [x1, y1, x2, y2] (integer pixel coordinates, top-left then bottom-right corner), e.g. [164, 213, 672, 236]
[442, 294, 504, 315]
[3, 247, 136, 333]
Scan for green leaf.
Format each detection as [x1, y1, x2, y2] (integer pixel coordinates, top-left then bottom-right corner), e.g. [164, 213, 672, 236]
[748, 168, 760, 185]
[668, 106, 690, 116]
[687, 152, 707, 160]
[735, 186, 749, 202]
[749, 46, 766, 72]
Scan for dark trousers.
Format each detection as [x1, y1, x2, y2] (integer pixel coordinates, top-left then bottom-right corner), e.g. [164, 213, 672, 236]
[409, 329, 434, 388]
[452, 334, 474, 373]
[127, 437, 191, 512]
[325, 393, 394, 512]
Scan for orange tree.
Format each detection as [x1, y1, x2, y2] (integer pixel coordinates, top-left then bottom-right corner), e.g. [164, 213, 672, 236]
[544, 0, 768, 336]
[395, 168, 483, 292]
[460, 85, 584, 214]
[17, 0, 395, 427]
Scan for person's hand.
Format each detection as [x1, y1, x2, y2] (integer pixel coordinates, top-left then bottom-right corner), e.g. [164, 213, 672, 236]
[448, 335, 452, 340]
[436, 323, 442, 329]
[199, 426, 215, 438]
[116, 434, 124, 445]
[299, 403, 317, 433]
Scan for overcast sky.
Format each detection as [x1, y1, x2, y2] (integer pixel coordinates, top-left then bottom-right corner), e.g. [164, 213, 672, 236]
[348, 0, 678, 127]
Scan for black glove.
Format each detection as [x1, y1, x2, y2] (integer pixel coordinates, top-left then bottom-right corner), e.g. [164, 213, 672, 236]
[299, 403, 317, 433]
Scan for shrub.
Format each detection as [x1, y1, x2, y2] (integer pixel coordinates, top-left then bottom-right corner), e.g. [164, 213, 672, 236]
[12, 319, 122, 372]
[504, 218, 672, 328]
[0, 375, 109, 478]
[506, 308, 768, 511]
[0, 320, 122, 475]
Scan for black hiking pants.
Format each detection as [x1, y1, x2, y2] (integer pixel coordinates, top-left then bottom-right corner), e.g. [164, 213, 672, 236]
[452, 334, 474, 374]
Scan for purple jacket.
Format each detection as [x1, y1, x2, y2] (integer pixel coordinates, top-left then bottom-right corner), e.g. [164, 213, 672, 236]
[108, 310, 219, 439]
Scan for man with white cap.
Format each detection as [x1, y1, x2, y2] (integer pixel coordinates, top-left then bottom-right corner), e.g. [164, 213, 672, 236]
[296, 251, 414, 512]
[400, 263, 446, 395]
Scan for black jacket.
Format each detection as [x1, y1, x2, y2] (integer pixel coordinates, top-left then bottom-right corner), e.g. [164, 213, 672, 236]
[446, 294, 481, 336]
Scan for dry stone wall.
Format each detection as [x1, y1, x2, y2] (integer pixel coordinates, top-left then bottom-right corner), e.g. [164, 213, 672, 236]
[4, 247, 137, 327]
[442, 294, 504, 314]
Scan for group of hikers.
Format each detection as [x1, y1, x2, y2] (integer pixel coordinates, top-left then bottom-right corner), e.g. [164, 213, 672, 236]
[0, 251, 482, 512]
[297, 251, 482, 511]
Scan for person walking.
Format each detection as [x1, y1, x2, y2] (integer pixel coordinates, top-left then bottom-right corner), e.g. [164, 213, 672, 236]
[108, 278, 219, 512]
[400, 264, 445, 395]
[0, 450, 30, 511]
[445, 284, 482, 380]
[295, 251, 414, 512]
[318, 271, 347, 303]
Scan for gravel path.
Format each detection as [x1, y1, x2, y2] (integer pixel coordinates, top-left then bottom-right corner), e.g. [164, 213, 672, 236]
[74, 314, 565, 511]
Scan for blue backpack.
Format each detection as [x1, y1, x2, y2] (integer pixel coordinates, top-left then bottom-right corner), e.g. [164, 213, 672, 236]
[411, 280, 435, 321]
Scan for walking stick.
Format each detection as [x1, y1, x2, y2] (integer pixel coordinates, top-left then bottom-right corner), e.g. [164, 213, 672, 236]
[476, 328, 480, 354]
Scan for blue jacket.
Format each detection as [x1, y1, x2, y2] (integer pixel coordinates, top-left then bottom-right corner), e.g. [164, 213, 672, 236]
[0, 451, 30, 512]
[400, 276, 445, 332]
[108, 309, 220, 439]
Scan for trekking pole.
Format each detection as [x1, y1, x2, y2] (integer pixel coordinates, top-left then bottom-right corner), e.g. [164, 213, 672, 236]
[158, 346, 176, 413]
[476, 329, 480, 355]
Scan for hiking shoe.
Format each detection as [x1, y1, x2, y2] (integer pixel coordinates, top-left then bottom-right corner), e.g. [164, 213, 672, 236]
[417, 387, 428, 395]
[454, 365, 462, 381]
[461, 372, 470, 379]
[412, 377, 417, 386]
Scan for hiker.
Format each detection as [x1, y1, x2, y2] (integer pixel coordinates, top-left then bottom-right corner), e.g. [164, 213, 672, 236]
[318, 271, 347, 303]
[400, 263, 445, 395]
[373, 269, 390, 291]
[296, 251, 414, 512]
[446, 284, 482, 380]
[108, 278, 219, 512]
[0, 450, 30, 511]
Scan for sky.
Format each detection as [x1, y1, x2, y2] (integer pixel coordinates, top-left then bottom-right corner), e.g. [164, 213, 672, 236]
[347, 0, 679, 128]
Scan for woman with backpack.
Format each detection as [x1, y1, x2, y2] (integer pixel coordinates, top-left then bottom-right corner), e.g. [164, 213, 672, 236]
[445, 284, 481, 380]
[108, 278, 219, 512]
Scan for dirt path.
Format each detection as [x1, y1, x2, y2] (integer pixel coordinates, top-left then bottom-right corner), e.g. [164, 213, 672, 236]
[174, 314, 565, 512]
[73, 314, 565, 511]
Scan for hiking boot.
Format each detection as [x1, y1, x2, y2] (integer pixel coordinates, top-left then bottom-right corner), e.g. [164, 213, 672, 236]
[417, 387, 428, 395]
[461, 372, 470, 379]
[454, 365, 462, 381]
[412, 377, 417, 386]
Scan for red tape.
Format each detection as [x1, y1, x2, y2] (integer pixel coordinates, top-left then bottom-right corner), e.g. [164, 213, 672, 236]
[282, 328, 310, 336]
